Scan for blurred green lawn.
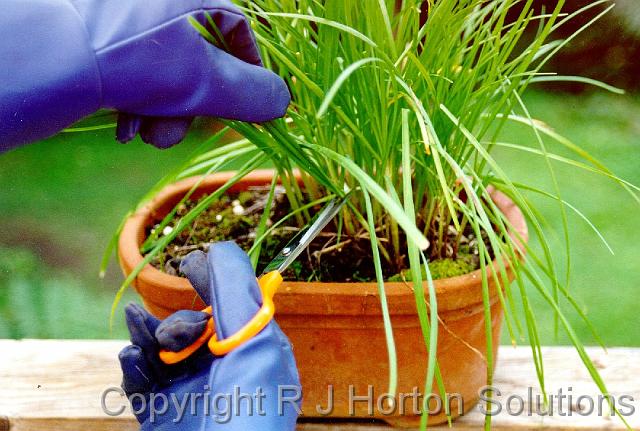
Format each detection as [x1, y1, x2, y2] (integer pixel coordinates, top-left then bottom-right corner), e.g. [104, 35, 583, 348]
[0, 90, 638, 345]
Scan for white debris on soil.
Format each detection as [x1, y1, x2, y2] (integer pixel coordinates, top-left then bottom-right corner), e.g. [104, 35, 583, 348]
[232, 199, 244, 216]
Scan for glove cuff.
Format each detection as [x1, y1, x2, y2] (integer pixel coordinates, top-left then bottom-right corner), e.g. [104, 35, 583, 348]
[0, 0, 101, 151]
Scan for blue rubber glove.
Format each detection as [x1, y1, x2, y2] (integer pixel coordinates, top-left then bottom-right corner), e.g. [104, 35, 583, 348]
[0, 0, 289, 152]
[119, 241, 301, 430]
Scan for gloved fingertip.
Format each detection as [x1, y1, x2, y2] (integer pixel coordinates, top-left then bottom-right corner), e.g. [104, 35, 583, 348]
[124, 302, 161, 348]
[209, 241, 251, 267]
[124, 302, 151, 324]
[231, 64, 291, 122]
[140, 117, 193, 149]
[198, 6, 263, 66]
[272, 81, 291, 120]
[115, 113, 142, 143]
[240, 69, 291, 122]
[179, 250, 211, 305]
[155, 310, 210, 352]
[258, 75, 291, 122]
[119, 345, 153, 396]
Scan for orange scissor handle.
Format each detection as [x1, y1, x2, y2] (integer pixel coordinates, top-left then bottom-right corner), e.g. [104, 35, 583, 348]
[208, 270, 281, 355]
[158, 271, 282, 364]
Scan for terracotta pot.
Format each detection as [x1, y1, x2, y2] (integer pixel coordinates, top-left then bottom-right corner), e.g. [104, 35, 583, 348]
[118, 169, 528, 426]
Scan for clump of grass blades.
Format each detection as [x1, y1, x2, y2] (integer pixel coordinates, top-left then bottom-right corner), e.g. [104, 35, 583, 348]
[105, 1, 638, 429]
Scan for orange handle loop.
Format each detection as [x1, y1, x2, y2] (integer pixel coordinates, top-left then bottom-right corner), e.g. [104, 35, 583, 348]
[158, 271, 282, 364]
[208, 270, 282, 355]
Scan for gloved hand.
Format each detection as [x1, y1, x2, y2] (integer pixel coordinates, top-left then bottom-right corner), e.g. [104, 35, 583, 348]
[118, 241, 301, 430]
[0, 0, 289, 152]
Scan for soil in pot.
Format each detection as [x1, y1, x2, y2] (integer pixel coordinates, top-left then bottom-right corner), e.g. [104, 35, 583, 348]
[148, 186, 492, 283]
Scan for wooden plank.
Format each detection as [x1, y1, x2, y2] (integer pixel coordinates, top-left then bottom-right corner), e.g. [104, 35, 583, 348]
[0, 340, 637, 430]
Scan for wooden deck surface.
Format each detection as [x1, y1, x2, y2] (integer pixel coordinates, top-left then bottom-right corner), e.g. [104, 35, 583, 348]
[0, 340, 637, 430]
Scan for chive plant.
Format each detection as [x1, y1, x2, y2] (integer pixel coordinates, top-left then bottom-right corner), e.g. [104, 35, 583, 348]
[106, 1, 637, 429]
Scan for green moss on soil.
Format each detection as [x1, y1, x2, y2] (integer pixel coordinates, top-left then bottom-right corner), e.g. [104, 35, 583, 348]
[387, 252, 478, 282]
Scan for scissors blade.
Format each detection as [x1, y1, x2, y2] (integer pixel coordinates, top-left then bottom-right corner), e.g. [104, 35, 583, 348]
[261, 195, 350, 275]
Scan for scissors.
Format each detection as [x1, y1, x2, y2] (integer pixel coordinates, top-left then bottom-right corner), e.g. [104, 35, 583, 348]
[159, 194, 350, 364]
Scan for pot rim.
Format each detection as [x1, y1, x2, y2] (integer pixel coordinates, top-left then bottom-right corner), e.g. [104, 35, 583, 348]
[118, 169, 528, 315]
